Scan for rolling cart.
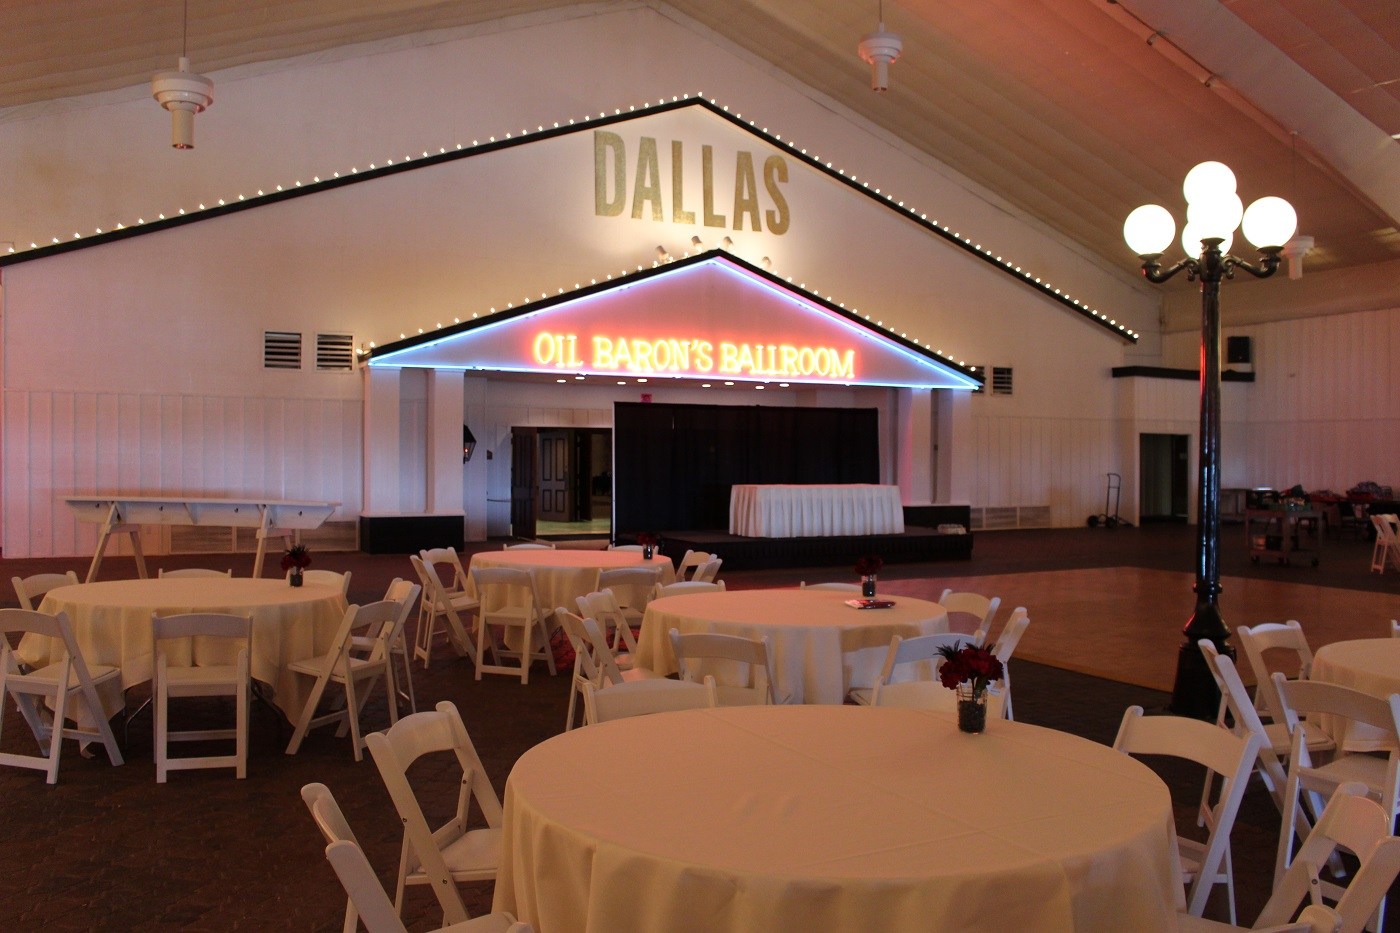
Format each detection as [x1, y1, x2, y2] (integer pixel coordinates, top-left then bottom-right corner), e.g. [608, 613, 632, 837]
[1245, 508, 1321, 566]
[1087, 473, 1125, 528]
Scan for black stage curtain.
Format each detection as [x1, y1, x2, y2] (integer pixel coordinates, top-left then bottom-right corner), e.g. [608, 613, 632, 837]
[614, 402, 879, 532]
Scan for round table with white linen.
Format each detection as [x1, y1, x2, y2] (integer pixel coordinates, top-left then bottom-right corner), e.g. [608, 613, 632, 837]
[635, 588, 949, 704]
[463, 549, 676, 614]
[492, 705, 1184, 933]
[1311, 638, 1400, 751]
[20, 577, 349, 720]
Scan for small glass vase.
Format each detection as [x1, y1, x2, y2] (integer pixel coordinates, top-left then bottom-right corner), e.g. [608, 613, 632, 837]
[289, 569, 304, 588]
[861, 575, 877, 598]
[956, 683, 988, 734]
[642, 544, 655, 560]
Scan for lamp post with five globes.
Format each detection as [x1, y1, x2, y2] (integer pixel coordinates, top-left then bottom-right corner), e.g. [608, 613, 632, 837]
[1123, 161, 1297, 719]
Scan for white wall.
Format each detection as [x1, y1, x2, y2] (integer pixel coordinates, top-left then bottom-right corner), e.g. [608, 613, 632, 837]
[0, 5, 1166, 556]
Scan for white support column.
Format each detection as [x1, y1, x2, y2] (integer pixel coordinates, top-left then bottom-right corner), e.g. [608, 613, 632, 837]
[937, 389, 974, 505]
[895, 387, 934, 505]
[362, 366, 402, 514]
[426, 369, 466, 515]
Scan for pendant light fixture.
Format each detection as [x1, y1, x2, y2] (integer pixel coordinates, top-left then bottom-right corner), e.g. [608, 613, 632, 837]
[151, 0, 213, 149]
[857, 0, 903, 92]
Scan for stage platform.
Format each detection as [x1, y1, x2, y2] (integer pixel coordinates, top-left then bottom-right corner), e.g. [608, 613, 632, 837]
[656, 526, 972, 571]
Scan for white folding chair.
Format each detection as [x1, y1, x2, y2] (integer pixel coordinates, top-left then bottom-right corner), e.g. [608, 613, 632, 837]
[691, 558, 723, 584]
[158, 567, 232, 578]
[284, 599, 406, 761]
[365, 701, 503, 927]
[937, 588, 1001, 643]
[503, 542, 554, 550]
[295, 568, 352, 594]
[582, 675, 717, 724]
[374, 578, 422, 714]
[1270, 672, 1400, 917]
[0, 608, 124, 783]
[989, 608, 1029, 720]
[1392, 620, 1400, 639]
[595, 565, 663, 629]
[1236, 621, 1318, 725]
[675, 549, 712, 581]
[471, 567, 556, 683]
[799, 581, 862, 592]
[576, 589, 648, 670]
[557, 609, 664, 731]
[152, 612, 251, 782]
[11, 571, 79, 611]
[1370, 514, 1400, 574]
[608, 544, 644, 552]
[651, 580, 726, 600]
[669, 628, 779, 706]
[1114, 705, 1260, 921]
[302, 782, 528, 933]
[849, 632, 986, 707]
[419, 547, 469, 595]
[409, 554, 479, 669]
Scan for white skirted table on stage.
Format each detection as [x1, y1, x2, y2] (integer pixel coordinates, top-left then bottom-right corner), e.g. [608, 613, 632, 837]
[18, 578, 349, 721]
[635, 588, 948, 705]
[493, 705, 1184, 932]
[1311, 638, 1400, 752]
[463, 549, 676, 614]
[728, 484, 905, 537]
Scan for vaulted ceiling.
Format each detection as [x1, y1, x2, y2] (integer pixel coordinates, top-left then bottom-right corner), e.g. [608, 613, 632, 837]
[5, 0, 1398, 282]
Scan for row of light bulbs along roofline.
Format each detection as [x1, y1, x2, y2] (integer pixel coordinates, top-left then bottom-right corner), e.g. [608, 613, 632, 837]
[1123, 161, 1300, 263]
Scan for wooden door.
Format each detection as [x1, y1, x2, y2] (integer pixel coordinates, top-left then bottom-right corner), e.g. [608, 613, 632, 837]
[510, 427, 538, 539]
[538, 430, 571, 521]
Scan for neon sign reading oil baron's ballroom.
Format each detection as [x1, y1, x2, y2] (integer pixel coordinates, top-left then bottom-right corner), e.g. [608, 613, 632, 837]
[532, 332, 855, 379]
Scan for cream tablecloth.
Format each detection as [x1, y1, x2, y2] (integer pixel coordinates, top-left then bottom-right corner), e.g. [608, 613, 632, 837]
[728, 484, 905, 537]
[492, 705, 1184, 933]
[635, 588, 948, 704]
[1311, 638, 1400, 752]
[20, 578, 348, 720]
[464, 549, 676, 615]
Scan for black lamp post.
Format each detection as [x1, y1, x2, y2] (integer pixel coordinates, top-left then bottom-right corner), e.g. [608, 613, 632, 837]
[1123, 162, 1296, 719]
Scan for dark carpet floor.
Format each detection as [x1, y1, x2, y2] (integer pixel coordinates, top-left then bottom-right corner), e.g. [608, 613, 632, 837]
[0, 525, 1395, 930]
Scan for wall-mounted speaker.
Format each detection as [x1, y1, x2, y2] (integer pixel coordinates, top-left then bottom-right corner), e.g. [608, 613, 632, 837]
[1226, 336, 1252, 365]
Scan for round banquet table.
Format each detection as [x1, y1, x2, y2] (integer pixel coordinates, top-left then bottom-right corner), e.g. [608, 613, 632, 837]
[463, 549, 676, 614]
[634, 588, 949, 704]
[19, 578, 349, 721]
[492, 705, 1185, 933]
[1311, 638, 1400, 751]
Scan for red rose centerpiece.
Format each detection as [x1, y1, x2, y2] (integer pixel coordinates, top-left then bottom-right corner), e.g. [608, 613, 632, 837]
[854, 555, 884, 598]
[281, 544, 312, 587]
[936, 641, 1005, 734]
[636, 533, 659, 560]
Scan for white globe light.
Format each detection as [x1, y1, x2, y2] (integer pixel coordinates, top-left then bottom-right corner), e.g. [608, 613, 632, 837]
[1182, 161, 1237, 205]
[1181, 221, 1232, 257]
[1123, 204, 1176, 256]
[1187, 193, 1243, 241]
[1241, 196, 1298, 249]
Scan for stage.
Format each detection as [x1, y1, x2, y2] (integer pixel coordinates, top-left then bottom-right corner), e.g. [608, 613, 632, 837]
[656, 525, 973, 571]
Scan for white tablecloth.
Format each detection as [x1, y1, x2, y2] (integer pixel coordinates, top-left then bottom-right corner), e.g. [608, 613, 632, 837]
[635, 588, 948, 704]
[20, 578, 348, 720]
[464, 549, 676, 615]
[1311, 638, 1400, 752]
[493, 705, 1184, 933]
[729, 484, 905, 537]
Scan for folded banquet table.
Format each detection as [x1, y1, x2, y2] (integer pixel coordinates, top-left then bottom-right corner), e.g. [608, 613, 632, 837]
[19, 578, 349, 722]
[635, 588, 949, 704]
[493, 705, 1185, 933]
[463, 549, 676, 613]
[1311, 638, 1400, 752]
[728, 484, 905, 537]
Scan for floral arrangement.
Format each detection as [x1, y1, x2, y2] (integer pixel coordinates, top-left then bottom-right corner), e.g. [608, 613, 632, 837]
[936, 641, 1004, 696]
[636, 532, 659, 547]
[280, 544, 312, 572]
[854, 555, 884, 577]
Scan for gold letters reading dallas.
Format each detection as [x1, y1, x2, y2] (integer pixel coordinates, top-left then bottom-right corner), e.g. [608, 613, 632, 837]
[594, 131, 790, 235]
[533, 333, 855, 380]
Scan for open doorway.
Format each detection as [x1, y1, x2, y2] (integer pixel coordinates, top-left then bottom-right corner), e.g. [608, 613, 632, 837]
[511, 427, 612, 539]
[1139, 433, 1189, 523]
